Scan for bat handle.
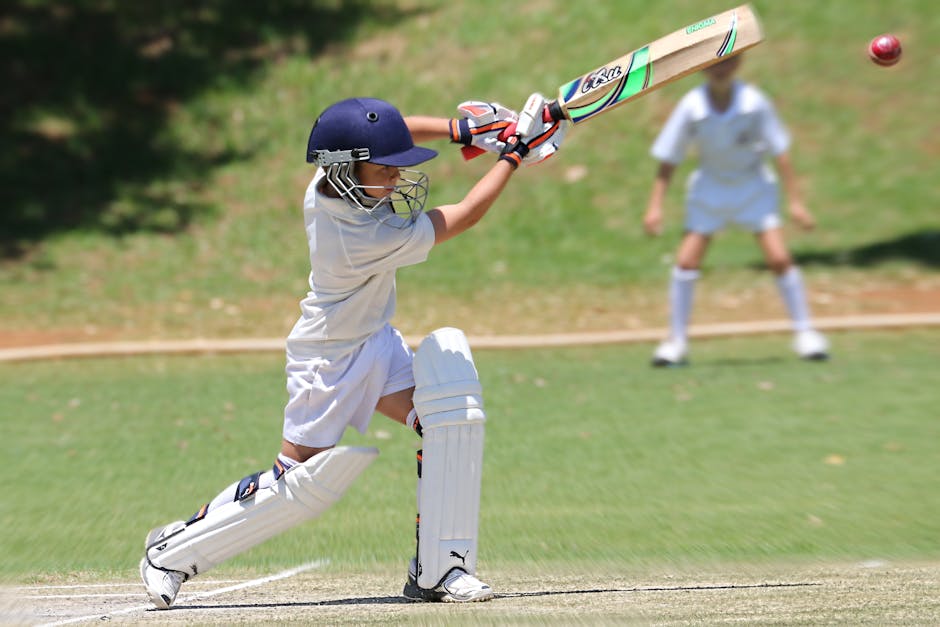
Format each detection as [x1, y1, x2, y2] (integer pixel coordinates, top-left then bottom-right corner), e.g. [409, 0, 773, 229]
[543, 100, 566, 123]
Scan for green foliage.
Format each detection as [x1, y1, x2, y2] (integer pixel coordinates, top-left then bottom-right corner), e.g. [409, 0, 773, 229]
[2, 331, 938, 579]
[1, 0, 411, 246]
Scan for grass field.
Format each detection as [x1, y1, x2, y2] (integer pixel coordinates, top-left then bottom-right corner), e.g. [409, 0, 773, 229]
[4, 331, 940, 623]
[4, 330, 939, 582]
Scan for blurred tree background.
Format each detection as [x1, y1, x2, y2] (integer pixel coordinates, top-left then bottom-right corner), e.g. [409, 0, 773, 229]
[0, 0, 413, 256]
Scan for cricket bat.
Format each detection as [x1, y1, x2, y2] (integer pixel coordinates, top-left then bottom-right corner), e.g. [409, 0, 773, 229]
[464, 4, 763, 157]
[539, 3, 763, 126]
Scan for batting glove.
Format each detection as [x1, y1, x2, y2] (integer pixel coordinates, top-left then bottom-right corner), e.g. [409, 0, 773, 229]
[450, 101, 519, 159]
[498, 94, 568, 169]
[498, 119, 567, 169]
[521, 117, 568, 166]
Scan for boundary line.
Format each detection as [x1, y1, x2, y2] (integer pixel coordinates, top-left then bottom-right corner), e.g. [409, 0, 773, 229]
[1, 313, 939, 362]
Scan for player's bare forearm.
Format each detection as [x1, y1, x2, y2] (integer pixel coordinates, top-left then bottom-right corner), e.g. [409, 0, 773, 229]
[404, 116, 452, 144]
[426, 160, 515, 244]
[775, 152, 815, 230]
[775, 152, 801, 203]
[650, 162, 675, 203]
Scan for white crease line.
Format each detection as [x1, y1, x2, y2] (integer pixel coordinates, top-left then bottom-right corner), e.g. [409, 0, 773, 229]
[177, 559, 328, 604]
[14, 580, 241, 590]
[35, 601, 158, 626]
[36, 560, 327, 627]
[25, 594, 144, 599]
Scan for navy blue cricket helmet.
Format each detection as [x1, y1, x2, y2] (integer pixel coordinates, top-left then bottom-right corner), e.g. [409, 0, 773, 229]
[306, 98, 437, 167]
[305, 98, 435, 225]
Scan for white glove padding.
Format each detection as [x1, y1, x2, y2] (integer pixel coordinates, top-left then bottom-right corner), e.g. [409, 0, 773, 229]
[500, 92, 568, 167]
[451, 101, 519, 155]
[521, 117, 568, 167]
[498, 113, 569, 170]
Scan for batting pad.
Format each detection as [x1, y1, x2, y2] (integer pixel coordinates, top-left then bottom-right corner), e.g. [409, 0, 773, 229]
[146, 446, 378, 578]
[413, 327, 486, 589]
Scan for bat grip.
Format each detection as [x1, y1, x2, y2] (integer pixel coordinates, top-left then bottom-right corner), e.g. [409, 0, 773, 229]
[543, 100, 566, 123]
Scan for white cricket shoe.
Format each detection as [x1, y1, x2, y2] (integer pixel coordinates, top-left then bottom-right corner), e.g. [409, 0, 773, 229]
[651, 338, 688, 367]
[403, 557, 494, 603]
[794, 329, 829, 361]
[140, 521, 187, 609]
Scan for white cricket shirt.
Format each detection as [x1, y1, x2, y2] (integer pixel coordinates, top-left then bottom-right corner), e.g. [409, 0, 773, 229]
[651, 80, 790, 183]
[287, 169, 436, 356]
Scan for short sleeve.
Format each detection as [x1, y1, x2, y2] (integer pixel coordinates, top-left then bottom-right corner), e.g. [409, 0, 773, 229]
[758, 96, 790, 156]
[651, 97, 693, 164]
[382, 211, 436, 269]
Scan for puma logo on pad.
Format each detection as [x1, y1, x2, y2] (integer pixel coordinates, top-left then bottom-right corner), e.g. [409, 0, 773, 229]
[449, 550, 469, 566]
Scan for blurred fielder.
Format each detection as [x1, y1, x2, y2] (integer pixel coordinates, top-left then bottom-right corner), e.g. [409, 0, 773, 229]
[139, 97, 566, 607]
[644, 54, 829, 366]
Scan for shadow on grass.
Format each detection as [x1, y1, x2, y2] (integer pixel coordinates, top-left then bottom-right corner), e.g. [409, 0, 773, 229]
[171, 581, 820, 611]
[499, 581, 820, 599]
[749, 230, 940, 271]
[0, 0, 419, 258]
[694, 356, 790, 368]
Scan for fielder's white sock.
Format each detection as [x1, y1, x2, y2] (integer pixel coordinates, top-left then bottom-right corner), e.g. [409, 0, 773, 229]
[776, 266, 813, 332]
[669, 266, 699, 344]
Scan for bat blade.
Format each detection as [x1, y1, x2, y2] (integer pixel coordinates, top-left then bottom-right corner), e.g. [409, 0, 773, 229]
[554, 4, 763, 125]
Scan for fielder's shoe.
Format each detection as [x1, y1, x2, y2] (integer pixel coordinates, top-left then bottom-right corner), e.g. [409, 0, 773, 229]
[793, 329, 829, 361]
[403, 557, 494, 603]
[651, 338, 688, 367]
[140, 521, 187, 609]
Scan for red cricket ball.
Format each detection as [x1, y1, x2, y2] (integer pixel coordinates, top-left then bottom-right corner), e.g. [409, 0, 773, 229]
[868, 34, 902, 66]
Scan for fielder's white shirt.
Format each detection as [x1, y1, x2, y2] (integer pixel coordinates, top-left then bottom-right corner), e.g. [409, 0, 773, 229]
[288, 169, 436, 356]
[651, 80, 790, 183]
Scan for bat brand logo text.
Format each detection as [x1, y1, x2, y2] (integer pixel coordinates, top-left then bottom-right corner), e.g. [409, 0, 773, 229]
[686, 17, 716, 34]
[582, 66, 623, 93]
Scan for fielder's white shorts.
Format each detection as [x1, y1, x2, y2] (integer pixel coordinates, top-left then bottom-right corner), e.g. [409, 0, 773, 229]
[283, 324, 415, 448]
[684, 168, 781, 235]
